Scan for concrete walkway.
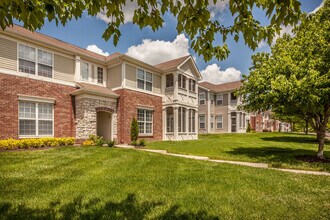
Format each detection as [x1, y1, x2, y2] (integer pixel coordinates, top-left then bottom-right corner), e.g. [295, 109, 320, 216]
[115, 145, 330, 176]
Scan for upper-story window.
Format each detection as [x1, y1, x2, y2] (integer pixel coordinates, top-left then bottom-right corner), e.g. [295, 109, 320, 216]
[189, 79, 196, 92]
[231, 92, 237, 102]
[97, 67, 103, 84]
[166, 74, 174, 87]
[18, 44, 53, 78]
[199, 92, 205, 105]
[210, 94, 214, 105]
[137, 69, 152, 91]
[216, 94, 223, 105]
[178, 74, 186, 89]
[81, 62, 89, 81]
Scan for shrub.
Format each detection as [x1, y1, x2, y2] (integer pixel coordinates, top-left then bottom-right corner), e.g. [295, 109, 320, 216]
[0, 137, 75, 150]
[88, 135, 104, 146]
[107, 140, 115, 148]
[246, 122, 251, 133]
[82, 140, 95, 146]
[130, 117, 139, 144]
[131, 140, 137, 146]
[138, 139, 146, 147]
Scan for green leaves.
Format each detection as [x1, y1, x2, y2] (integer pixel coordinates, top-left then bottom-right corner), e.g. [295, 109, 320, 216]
[0, 0, 302, 62]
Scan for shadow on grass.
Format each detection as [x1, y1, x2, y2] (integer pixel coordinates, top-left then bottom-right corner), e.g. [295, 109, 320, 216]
[260, 136, 320, 144]
[0, 194, 219, 219]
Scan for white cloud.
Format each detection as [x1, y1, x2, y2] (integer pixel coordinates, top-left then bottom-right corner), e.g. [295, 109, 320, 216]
[272, 24, 294, 44]
[208, 0, 229, 18]
[258, 40, 268, 49]
[201, 64, 242, 84]
[126, 34, 190, 65]
[97, 1, 138, 24]
[310, 0, 324, 14]
[86, 45, 109, 56]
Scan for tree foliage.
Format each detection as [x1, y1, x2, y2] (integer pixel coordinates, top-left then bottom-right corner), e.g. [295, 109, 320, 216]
[238, 0, 330, 158]
[0, 0, 301, 61]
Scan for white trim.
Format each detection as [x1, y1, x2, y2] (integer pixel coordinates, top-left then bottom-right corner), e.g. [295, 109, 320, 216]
[137, 108, 154, 136]
[136, 68, 153, 92]
[0, 68, 76, 87]
[74, 93, 117, 102]
[137, 105, 155, 111]
[112, 87, 163, 97]
[121, 62, 126, 87]
[18, 94, 55, 104]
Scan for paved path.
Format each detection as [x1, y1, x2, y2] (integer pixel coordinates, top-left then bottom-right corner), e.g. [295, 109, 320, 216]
[115, 145, 330, 176]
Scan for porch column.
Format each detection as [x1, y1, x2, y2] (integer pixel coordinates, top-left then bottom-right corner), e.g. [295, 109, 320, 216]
[162, 108, 166, 140]
[173, 73, 178, 101]
[236, 112, 239, 133]
[195, 110, 198, 134]
[173, 106, 179, 140]
[161, 75, 166, 103]
[185, 108, 189, 134]
[207, 92, 211, 134]
[228, 112, 231, 132]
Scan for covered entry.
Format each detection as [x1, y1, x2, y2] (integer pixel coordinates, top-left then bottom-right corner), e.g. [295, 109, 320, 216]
[96, 107, 114, 141]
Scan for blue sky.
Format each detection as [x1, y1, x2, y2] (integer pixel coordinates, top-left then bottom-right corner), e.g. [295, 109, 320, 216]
[19, 0, 323, 84]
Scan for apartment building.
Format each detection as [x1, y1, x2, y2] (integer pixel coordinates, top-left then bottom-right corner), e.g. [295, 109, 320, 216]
[250, 111, 291, 132]
[0, 25, 201, 143]
[198, 81, 248, 134]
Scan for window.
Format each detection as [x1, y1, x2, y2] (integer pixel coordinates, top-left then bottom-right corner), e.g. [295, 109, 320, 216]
[137, 109, 153, 135]
[210, 94, 214, 105]
[178, 107, 186, 132]
[178, 74, 186, 89]
[188, 109, 196, 132]
[231, 92, 237, 102]
[216, 115, 223, 129]
[166, 74, 174, 87]
[199, 92, 205, 105]
[199, 115, 205, 129]
[211, 115, 214, 129]
[216, 94, 223, 105]
[166, 107, 174, 132]
[18, 44, 53, 78]
[19, 101, 53, 136]
[97, 67, 103, 84]
[137, 69, 152, 91]
[189, 79, 196, 92]
[81, 62, 89, 81]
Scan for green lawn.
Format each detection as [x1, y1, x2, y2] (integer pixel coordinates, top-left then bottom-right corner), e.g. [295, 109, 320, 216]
[0, 146, 329, 219]
[147, 133, 330, 171]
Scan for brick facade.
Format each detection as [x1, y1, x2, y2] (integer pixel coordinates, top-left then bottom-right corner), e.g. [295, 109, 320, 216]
[0, 74, 76, 139]
[115, 89, 163, 144]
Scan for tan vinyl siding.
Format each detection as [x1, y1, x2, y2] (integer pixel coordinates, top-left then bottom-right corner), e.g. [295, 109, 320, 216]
[107, 64, 122, 89]
[0, 37, 17, 71]
[125, 64, 136, 88]
[153, 74, 161, 94]
[54, 54, 74, 82]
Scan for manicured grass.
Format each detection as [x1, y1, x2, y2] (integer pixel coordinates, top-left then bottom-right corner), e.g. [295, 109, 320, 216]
[0, 146, 329, 219]
[147, 133, 330, 171]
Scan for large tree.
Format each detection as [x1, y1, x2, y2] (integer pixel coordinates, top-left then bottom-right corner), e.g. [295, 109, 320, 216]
[0, 0, 301, 61]
[238, 0, 330, 158]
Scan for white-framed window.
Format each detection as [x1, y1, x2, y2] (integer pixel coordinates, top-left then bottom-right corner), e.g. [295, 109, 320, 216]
[19, 101, 54, 137]
[211, 114, 214, 129]
[189, 79, 196, 92]
[81, 62, 89, 81]
[18, 44, 53, 78]
[188, 109, 196, 132]
[178, 107, 186, 132]
[97, 67, 103, 84]
[216, 115, 223, 129]
[178, 74, 186, 89]
[137, 109, 153, 135]
[199, 115, 205, 129]
[137, 69, 152, 91]
[166, 74, 174, 87]
[216, 94, 223, 105]
[199, 92, 205, 105]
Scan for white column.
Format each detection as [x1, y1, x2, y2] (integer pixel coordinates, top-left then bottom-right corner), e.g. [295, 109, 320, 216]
[121, 62, 126, 88]
[74, 56, 81, 82]
[236, 112, 239, 133]
[173, 73, 178, 101]
[162, 108, 166, 140]
[174, 106, 179, 140]
[185, 108, 189, 134]
[207, 92, 211, 134]
[195, 110, 198, 135]
[228, 112, 231, 132]
[186, 77, 190, 96]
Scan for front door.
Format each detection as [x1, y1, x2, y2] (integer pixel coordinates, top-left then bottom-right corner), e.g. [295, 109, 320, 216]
[97, 111, 112, 141]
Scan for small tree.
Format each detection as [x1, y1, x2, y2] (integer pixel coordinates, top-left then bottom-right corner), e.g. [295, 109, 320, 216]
[130, 117, 139, 145]
[246, 121, 251, 133]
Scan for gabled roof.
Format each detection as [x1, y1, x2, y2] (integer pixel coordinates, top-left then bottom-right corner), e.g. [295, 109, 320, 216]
[154, 55, 191, 70]
[199, 81, 242, 93]
[71, 82, 119, 98]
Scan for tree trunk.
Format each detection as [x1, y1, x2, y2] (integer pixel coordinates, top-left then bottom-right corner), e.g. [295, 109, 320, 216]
[305, 120, 308, 135]
[316, 131, 326, 159]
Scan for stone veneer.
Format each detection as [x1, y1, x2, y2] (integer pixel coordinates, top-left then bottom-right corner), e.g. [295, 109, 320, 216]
[75, 95, 117, 141]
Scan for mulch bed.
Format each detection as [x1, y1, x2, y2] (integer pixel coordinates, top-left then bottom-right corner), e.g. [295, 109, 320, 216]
[295, 155, 330, 163]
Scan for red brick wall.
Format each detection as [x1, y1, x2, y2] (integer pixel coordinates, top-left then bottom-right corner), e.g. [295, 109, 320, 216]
[0, 74, 76, 139]
[115, 89, 162, 144]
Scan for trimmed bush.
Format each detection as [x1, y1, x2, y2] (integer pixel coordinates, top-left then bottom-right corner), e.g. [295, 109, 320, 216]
[107, 140, 115, 148]
[130, 117, 139, 144]
[82, 140, 95, 146]
[0, 137, 75, 150]
[246, 122, 251, 133]
[138, 139, 146, 147]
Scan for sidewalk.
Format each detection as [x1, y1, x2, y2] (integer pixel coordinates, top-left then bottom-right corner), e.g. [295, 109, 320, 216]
[115, 145, 330, 176]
